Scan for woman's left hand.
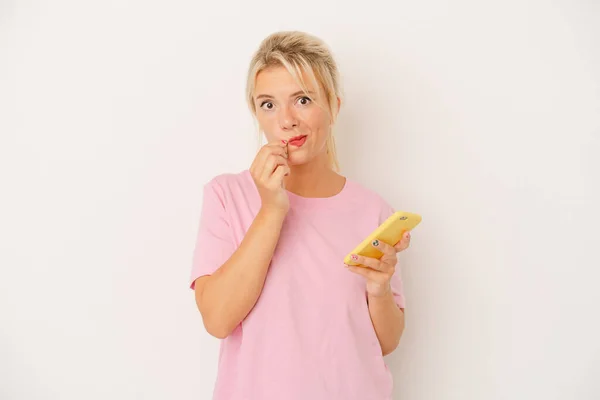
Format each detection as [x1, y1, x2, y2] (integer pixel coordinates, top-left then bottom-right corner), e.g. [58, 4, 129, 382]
[345, 231, 412, 297]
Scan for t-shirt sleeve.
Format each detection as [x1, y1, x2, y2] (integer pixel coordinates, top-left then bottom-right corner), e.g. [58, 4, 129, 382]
[379, 202, 406, 309]
[189, 180, 236, 290]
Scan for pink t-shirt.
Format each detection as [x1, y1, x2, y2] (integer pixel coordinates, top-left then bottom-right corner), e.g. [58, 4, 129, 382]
[190, 169, 405, 400]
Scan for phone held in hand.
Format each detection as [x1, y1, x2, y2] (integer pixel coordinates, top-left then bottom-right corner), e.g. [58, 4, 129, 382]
[344, 211, 422, 266]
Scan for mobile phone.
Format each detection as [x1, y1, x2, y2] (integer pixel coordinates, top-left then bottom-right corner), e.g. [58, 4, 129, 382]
[343, 211, 422, 266]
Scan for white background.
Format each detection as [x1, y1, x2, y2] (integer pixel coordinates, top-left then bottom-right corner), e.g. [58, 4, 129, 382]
[1, 1, 599, 399]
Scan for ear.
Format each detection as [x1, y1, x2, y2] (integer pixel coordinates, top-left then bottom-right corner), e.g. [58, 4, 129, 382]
[330, 96, 342, 125]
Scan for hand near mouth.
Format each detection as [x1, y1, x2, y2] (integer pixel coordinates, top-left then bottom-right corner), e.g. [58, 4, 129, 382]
[249, 139, 291, 214]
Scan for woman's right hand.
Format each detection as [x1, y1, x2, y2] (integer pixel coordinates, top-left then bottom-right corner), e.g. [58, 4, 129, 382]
[249, 140, 291, 214]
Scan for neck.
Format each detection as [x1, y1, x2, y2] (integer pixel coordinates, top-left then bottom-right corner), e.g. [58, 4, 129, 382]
[284, 152, 343, 198]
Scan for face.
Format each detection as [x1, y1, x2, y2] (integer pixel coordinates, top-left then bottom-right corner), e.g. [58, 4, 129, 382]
[253, 66, 337, 166]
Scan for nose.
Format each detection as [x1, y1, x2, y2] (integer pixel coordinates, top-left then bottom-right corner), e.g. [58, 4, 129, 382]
[278, 105, 298, 131]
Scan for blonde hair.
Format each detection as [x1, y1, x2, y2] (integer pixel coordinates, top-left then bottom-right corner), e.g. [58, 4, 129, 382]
[246, 31, 342, 171]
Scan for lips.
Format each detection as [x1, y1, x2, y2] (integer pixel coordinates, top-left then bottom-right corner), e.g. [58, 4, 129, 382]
[288, 134, 307, 147]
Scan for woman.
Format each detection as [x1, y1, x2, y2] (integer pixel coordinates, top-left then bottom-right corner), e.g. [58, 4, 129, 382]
[190, 31, 412, 400]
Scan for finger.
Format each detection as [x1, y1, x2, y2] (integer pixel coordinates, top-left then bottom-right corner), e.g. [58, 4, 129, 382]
[260, 142, 287, 164]
[269, 164, 291, 187]
[394, 231, 411, 252]
[371, 239, 396, 260]
[260, 155, 288, 183]
[348, 253, 384, 271]
[345, 265, 390, 284]
[269, 140, 289, 159]
[251, 141, 288, 172]
[251, 143, 287, 178]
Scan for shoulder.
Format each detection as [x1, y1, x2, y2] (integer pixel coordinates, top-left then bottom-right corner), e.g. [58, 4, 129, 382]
[204, 169, 253, 192]
[202, 169, 257, 206]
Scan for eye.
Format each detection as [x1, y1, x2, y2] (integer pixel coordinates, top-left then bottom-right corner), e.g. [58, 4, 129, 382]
[297, 96, 312, 106]
[260, 101, 274, 110]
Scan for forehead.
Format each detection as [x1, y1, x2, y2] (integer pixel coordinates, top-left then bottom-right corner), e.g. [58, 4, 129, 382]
[254, 65, 318, 96]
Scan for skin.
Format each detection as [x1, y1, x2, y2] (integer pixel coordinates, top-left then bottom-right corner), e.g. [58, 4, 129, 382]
[194, 66, 411, 356]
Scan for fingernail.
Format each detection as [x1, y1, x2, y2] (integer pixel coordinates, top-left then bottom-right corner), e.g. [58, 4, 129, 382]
[372, 239, 379, 247]
[351, 254, 358, 261]
[282, 139, 288, 144]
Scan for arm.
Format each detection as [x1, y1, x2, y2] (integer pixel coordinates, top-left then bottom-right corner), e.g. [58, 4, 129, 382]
[193, 140, 290, 339]
[345, 231, 411, 355]
[367, 289, 405, 356]
[194, 208, 286, 339]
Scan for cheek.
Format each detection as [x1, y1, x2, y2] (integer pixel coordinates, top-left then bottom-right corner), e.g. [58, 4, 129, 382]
[256, 113, 279, 140]
[302, 109, 330, 140]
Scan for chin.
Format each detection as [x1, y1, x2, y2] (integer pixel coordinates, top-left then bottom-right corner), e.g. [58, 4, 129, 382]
[294, 144, 331, 163]
[287, 153, 307, 166]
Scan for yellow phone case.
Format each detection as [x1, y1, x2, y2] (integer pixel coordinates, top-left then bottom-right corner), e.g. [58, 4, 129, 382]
[343, 211, 422, 266]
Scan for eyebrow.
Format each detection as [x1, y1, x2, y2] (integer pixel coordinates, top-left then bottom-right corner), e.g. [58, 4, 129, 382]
[255, 90, 315, 101]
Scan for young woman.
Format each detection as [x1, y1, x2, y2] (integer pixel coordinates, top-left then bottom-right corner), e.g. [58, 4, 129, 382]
[190, 31, 412, 400]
